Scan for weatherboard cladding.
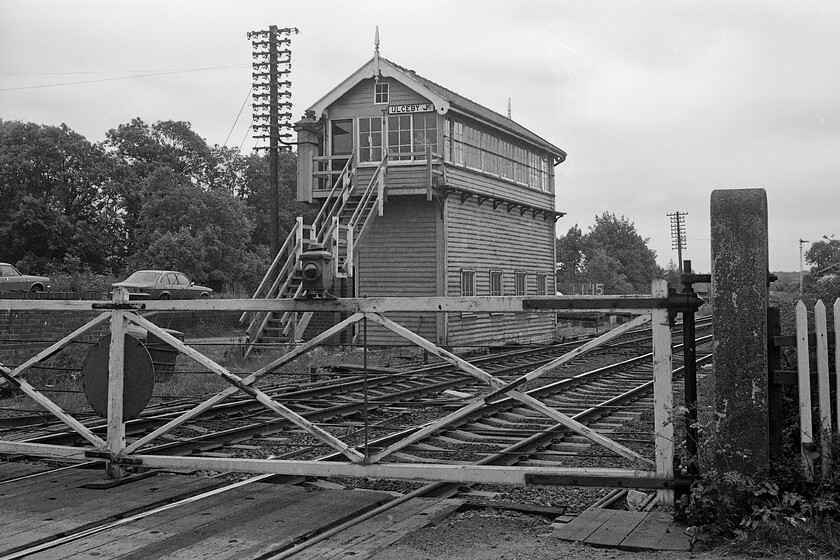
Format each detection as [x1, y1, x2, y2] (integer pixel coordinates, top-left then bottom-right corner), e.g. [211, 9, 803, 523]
[326, 77, 428, 120]
[444, 197, 556, 345]
[355, 196, 439, 345]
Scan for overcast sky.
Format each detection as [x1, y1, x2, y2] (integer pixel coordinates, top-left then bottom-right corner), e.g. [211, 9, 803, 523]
[2, 0, 838, 272]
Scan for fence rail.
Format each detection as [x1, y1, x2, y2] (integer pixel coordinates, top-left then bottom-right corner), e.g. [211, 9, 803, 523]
[0, 280, 685, 505]
[794, 298, 839, 479]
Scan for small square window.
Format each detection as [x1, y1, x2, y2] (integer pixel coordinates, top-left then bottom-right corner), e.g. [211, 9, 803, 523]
[375, 82, 389, 104]
[536, 273, 547, 296]
[461, 270, 476, 297]
[490, 271, 503, 297]
[515, 272, 526, 296]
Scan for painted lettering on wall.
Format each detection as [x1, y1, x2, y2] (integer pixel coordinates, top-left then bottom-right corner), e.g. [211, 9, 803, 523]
[387, 103, 434, 115]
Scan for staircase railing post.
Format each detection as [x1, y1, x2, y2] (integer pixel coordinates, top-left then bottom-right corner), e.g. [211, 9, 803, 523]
[426, 146, 433, 201]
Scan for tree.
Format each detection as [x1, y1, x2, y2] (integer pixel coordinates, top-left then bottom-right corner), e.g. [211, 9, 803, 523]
[0, 120, 123, 274]
[804, 235, 840, 301]
[555, 224, 586, 283]
[555, 212, 663, 294]
[241, 151, 317, 251]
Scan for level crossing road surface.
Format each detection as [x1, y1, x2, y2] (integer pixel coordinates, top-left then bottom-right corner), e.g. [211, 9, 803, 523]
[0, 461, 444, 559]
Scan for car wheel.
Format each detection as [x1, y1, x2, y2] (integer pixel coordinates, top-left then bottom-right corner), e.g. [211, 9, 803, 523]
[200, 292, 210, 298]
[159, 293, 171, 300]
[29, 284, 43, 293]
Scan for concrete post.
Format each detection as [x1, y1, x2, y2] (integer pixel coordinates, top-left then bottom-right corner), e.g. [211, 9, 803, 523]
[710, 188, 770, 474]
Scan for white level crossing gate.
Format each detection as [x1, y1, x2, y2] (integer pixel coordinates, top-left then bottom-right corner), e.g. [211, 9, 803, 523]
[0, 279, 683, 506]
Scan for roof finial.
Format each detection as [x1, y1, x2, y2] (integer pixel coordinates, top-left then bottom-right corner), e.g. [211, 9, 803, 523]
[507, 97, 512, 119]
[374, 26, 381, 79]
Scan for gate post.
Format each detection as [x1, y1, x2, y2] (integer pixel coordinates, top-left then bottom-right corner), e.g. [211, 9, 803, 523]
[106, 287, 128, 478]
[651, 278, 674, 506]
[710, 188, 770, 474]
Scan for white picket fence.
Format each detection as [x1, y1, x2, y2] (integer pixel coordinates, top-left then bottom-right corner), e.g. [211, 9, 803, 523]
[796, 298, 840, 479]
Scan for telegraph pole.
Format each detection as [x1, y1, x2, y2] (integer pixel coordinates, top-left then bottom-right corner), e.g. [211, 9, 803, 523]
[667, 211, 687, 274]
[799, 238, 809, 296]
[248, 26, 297, 258]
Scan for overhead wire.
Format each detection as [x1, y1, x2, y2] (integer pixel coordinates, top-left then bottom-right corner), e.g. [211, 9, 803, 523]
[224, 86, 253, 148]
[0, 64, 248, 92]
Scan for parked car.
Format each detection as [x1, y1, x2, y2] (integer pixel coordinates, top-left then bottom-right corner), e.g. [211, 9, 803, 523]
[0, 263, 50, 292]
[112, 270, 213, 300]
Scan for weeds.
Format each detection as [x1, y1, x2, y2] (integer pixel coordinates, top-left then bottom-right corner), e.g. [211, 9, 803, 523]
[678, 429, 840, 557]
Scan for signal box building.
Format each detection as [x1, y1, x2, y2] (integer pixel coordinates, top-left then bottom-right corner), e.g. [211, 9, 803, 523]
[290, 54, 566, 347]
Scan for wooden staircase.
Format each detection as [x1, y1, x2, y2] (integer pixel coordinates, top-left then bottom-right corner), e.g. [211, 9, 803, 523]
[240, 155, 387, 356]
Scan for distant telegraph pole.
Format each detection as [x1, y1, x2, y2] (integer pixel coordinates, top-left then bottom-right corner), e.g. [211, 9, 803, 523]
[247, 26, 298, 257]
[667, 211, 687, 274]
[799, 238, 809, 296]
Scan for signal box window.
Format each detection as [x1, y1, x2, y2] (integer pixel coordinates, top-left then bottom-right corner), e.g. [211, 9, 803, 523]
[375, 82, 389, 104]
[460, 270, 476, 297]
[359, 117, 383, 163]
[536, 273, 547, 295]
[515, 272, 526, 296]
[490, 271, 503, 297]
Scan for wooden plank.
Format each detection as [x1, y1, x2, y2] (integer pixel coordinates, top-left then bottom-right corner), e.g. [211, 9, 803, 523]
[835, 299, 840, 433]
[815, 300, 832, 476]
[107, 487, 393, 560]
[552, 508, 617, 542]
[796, 300, 814, 478]
[585, 510, 647, 547]
[0, 473, 223, 551]
[620, 511, 689, 551]
[295, 497, 462, 560]
[0, 461, 57, 483]
[651, 278, 674, 506]
[45, 484, 297, 559]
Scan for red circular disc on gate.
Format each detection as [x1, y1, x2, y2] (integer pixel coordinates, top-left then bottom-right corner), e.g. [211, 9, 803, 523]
[82, 333, 154, 420]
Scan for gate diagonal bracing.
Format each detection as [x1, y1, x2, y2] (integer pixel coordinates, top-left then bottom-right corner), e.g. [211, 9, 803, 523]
[0, 279, 677, 505]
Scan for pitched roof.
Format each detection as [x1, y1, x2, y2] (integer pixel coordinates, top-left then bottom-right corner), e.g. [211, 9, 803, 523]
[307, 56, 566, 161]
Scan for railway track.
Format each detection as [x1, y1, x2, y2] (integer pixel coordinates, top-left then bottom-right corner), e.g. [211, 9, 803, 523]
[0, 319, 714, 559]
[2, 318, 711, 461]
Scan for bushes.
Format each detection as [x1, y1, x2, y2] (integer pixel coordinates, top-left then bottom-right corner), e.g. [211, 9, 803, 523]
[679, 432, 840, 556]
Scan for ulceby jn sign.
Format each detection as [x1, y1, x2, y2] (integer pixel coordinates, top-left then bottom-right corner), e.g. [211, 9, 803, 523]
[387, 103, 434, 115]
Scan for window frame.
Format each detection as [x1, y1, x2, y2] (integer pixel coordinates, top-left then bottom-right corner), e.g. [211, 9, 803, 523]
[374, 81, 390, 104]
[443, 116, 551, 191]
[536, 273, 547, 296]
[515, 272, 526, 296]
[358, 116, 383, 163]
[489, 270, 503, 297]
[460, 269, 476, 297]
[386, 112, 437, 162]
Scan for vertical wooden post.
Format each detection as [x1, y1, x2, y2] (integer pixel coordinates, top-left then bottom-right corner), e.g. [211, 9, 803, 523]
[106, 287, 128, 478]
[426, 146, 433, 201]
[651, 278, 674, 506]
[710, 188, 770, 474]
[767, 306, 783, 461]
[815, 300, 832, 476]
[796, 300, 814, 479]
[835, 299, 840, 432]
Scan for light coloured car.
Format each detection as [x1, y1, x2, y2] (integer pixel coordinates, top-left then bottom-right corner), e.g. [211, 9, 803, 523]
[0, 263, 50, 292]
[112, 270, 212, 300]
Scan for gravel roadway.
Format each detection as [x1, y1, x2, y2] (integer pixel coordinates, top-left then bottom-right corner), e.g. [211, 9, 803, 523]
[368, 509, 755, 560]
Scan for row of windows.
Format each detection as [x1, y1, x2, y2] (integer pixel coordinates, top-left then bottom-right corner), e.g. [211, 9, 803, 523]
[357, 113, 438, 163]
[444, 118, 551, 191]
[460, 270, 548, 297]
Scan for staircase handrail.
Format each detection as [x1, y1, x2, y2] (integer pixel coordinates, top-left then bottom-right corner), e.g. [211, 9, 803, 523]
[239, 218, 303, 325]
[347, 154, 387, 230]
[311, 156, 354, 239]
